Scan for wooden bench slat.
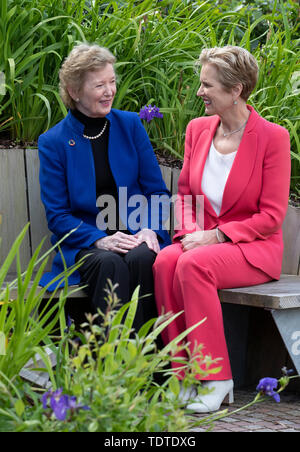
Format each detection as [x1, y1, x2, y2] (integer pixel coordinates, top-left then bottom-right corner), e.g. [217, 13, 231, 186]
[219, 274, 300, 309]
[1, 282, 87, 300]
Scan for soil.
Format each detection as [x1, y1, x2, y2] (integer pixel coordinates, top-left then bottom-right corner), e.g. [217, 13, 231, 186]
[0, 136, 36, 149]
[0, 136, 183, 169]
[154, 148, 183, 170]
[289, 192, 300, 208]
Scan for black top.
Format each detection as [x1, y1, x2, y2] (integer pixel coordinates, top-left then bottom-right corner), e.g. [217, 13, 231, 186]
[71, 109, 126, 235]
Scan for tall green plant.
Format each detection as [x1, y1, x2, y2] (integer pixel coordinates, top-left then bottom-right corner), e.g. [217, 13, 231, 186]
[0, 224, 84, 381]
[0, 0, 299, 188]
[0, 0, 85, 140]
[81, 0, 299, 167]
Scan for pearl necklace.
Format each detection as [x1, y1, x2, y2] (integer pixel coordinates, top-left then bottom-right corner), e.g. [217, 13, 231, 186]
[83, 120, 107, 140]
[222, 119, 248, 137]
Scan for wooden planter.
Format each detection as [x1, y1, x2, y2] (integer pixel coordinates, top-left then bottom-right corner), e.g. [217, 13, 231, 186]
[282, 204, 300, 275]
[0, 147, 299, 275]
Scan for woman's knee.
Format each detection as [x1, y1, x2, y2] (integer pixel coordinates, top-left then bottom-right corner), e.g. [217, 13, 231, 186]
[124, 243, 156, 269]
[83, 248, 125, 272]
[175, 247, 215, 281]
[153, 243, 182, 274]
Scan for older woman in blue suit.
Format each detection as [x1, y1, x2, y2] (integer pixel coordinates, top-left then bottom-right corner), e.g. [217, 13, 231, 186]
[38, 44, 171, 329]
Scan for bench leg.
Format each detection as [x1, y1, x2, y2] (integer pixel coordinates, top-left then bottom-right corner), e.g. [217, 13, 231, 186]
[271, 309, 300, 376]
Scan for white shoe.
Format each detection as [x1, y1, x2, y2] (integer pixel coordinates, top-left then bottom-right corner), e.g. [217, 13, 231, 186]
[186, 379, 234, 413]
[178, 383, 197, 404]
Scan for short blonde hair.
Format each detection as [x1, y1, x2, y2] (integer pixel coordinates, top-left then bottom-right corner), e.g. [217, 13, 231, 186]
[59, 43, 116, 109]
[198, 46, 258, 101]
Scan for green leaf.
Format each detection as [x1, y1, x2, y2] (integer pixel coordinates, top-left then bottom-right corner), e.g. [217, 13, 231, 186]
[14, 399, 25, 417]
[99, 343, 113, 358]
[168, 375, 180, 397]
[88, 421, 99, 433]
[0, 331, 6, 356]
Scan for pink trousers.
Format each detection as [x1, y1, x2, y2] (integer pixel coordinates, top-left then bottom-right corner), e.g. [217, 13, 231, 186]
[153, 242, 272, 380]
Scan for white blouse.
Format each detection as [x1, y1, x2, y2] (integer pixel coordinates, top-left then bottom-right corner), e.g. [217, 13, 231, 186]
[201, 141, 237, 216]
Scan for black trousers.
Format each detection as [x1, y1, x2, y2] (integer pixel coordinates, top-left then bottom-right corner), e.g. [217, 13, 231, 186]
[76, 243, 158, 331]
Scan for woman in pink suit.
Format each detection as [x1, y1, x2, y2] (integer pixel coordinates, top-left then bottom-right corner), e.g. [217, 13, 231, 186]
[153, 46, 291, 413]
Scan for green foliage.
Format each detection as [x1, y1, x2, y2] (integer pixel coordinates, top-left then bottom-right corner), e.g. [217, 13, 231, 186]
[43, 287, 208, 433]
[0, 0, 299, 188]
[0, 271, 220, 431]
[0, 224, 84, 381]
[0, 228, 220, 432]
[0, 282, 298, 432]
[0, 225, 299, 432]
[0, 0, 84, 140]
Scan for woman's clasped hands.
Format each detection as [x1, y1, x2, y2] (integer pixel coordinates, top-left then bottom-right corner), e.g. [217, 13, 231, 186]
[95, 228, 160, 254]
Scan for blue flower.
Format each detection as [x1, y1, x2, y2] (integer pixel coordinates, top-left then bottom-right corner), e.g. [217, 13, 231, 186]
[139, 104, 163, 123]
[50, 391, 70, 421]
[256, 377, 280, 402]
[42, 390, 51, 410]
[42, 388, 90, 421]
[64, 315, 74, 333]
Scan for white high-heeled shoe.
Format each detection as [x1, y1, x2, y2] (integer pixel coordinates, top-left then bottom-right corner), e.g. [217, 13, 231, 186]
[186, 379, 234, 413]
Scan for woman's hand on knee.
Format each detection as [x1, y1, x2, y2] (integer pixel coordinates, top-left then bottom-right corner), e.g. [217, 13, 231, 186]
[94, 232, 141, 253]
[181, 230, 218, 251]
[134, 228, 160, 254]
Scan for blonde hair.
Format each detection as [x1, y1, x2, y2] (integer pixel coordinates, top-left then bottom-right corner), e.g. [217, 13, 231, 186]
[198, 46, 258, 101]
[59, 43, 116, 109]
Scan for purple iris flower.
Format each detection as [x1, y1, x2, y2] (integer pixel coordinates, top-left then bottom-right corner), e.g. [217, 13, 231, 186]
[42, 388, 90, 421]
[139, 104, 163, 123]
[256, 377, 280, 402]
[42, 390, 51, 409]
[50, 392, 70, 421]
[64, 314, 74, 334]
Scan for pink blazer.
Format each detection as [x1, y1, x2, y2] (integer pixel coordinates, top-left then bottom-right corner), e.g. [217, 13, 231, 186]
[174, 106, 291, 280]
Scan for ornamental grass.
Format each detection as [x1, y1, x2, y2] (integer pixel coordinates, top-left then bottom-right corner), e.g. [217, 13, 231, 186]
[0, 0, 299, 191]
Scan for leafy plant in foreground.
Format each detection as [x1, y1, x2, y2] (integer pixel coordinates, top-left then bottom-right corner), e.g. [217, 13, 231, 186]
[0, 224, 85, 381]
[0, 240, 298, 431]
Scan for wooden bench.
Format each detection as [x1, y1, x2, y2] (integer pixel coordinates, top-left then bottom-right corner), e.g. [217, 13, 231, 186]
[1, 148, 300, 386]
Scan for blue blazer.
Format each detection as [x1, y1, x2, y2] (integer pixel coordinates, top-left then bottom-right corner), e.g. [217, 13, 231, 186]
[38, 109, 171, 290]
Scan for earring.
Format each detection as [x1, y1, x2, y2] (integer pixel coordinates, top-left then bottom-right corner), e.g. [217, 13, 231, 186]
[76, 98, 79, 102]
[233, 100, 238, 105]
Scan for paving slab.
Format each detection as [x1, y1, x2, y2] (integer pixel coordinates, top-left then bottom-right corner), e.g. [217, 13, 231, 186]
[191, 388, 300, 432]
